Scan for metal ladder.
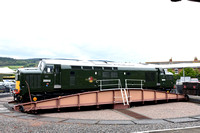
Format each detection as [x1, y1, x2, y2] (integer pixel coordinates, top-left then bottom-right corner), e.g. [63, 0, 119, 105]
[96, 79, 129, 105]
[120, 88, 129, 105]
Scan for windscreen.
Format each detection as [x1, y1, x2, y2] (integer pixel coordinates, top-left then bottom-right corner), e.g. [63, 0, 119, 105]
[38, 61, 45, 71]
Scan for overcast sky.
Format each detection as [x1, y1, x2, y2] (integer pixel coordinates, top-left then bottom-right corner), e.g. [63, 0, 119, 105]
[0, 0, 200, 63]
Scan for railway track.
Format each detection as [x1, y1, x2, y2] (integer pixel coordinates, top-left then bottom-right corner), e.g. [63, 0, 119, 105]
[0, 93, 12, 98]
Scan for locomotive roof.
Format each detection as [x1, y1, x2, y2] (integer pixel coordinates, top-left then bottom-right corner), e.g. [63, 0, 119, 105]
[17, 67, 43, 74]
[40, 59, 157, 71]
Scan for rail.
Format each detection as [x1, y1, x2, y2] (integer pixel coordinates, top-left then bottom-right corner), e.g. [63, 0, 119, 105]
[125, 79, 145, 89]
[96, 79, 122, 91]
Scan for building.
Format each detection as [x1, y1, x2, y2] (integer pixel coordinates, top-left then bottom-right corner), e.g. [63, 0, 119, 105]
[146, 57, 200, 65]
[0, 67, 15, 81]
[146, 57, 200, 74]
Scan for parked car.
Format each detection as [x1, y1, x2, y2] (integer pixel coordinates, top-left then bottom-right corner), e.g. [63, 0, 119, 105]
[0, 85, 6, 93]
[3, 80, 15, 92]
[8, 83, 16, 93]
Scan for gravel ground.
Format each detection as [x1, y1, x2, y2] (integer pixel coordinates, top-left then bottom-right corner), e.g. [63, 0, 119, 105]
[129, 102, 200, 119]
[40, 102, 200, 120]
[40, 109, 133, 120]
[1, 115, 200, 133]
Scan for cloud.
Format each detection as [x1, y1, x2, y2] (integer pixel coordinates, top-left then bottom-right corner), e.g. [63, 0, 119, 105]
[0, 0, 200, 62]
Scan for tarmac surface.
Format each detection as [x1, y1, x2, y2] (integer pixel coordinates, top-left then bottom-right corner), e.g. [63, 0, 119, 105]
[1, 93, 200, 132]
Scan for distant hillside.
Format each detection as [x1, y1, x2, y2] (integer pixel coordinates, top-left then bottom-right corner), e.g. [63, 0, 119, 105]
[0, 57, 41, 67]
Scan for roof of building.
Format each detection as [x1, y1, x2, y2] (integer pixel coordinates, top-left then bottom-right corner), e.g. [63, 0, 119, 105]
[147, 63, 200, 69]
[146, 57, 200, 65]
[145, 57, 200, 69]
[0, 67, 15, 74]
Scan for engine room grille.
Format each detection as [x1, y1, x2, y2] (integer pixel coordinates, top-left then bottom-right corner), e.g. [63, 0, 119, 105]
[25, 75, 41, 88]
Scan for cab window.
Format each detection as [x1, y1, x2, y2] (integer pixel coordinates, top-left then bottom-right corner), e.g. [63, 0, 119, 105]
[44, 65, 54, 73]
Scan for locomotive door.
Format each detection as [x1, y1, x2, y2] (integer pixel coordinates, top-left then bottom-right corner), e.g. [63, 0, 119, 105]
[156, 68, 161, 86]
[54, 65, 61, 89]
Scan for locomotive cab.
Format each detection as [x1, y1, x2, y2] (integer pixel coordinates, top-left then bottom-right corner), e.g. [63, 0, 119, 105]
[39, 61, 62, 89]
[157, 68, 173, 91]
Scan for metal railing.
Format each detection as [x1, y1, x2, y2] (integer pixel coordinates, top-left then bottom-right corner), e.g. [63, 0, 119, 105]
[96, 79, 122, 91]
[96, 79, 146, 105]
[125, 79, 145, 89]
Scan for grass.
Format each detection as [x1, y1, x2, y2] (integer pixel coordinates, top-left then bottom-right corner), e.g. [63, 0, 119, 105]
[7, 66, 24, 70]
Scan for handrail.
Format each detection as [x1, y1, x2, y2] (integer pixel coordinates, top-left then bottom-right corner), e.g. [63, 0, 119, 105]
[96, 79, 122, 91]
[96, 79, 145, 105]
[125, 79, 145, 89]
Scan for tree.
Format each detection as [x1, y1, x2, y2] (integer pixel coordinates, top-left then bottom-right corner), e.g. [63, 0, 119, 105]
[194, 68, 200, 78]
[168, 69, 175, 74]
[179, 68, 198, 78]
[168, 69, 180, 82]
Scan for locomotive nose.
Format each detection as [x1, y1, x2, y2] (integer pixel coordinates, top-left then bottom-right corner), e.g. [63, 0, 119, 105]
[14, 81, 20, 94]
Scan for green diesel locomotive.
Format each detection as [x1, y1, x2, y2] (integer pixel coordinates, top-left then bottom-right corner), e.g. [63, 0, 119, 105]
[13, 59, 174, 102]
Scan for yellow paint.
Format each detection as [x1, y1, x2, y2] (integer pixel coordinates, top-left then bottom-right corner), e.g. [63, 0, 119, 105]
[15, 81, 20, 94]
[33, 97, 37, 101]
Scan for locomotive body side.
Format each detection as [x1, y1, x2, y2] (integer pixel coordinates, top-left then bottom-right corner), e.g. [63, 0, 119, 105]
[13, 59, 174, 102]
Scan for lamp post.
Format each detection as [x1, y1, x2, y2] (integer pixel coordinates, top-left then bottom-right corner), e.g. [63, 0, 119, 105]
[183, 68, 185, 82]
